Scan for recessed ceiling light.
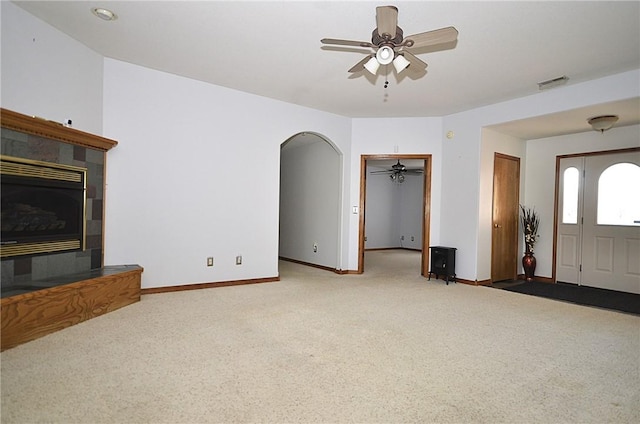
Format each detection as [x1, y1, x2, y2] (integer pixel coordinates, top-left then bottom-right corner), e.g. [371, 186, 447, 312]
[91, 7, 117, 21]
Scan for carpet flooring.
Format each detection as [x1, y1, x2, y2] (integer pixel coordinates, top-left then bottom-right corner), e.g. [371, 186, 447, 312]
[499, 281, 640, 315]
[2, 251, 639, 423]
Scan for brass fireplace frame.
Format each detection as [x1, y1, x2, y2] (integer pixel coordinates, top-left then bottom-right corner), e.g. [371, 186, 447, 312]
[1, 155, 87, 258]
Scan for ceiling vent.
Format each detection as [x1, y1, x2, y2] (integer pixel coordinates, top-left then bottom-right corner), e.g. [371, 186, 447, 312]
[537, 75, 569, 90]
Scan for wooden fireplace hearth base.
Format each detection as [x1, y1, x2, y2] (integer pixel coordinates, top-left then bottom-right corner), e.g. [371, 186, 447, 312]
[1, 265, 143, 351]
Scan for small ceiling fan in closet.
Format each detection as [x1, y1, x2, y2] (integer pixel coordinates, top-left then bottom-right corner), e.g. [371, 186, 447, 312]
[321, 5, 458, 77]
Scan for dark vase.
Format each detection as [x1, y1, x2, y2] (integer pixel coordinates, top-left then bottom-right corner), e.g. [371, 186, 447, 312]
[522, 252, 536, 282]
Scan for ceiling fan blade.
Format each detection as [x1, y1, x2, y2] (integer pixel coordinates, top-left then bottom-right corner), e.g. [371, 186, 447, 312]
[400, 50, 428, 70]
[370, 170, 392, 174]
[403, 26, 458, 49]
[348, 55, 373, 73]
[376, 5, 398, 38]
[321, 38, 373, 48]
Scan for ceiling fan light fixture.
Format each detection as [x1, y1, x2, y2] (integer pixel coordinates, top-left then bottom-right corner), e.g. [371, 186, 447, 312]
[364, 56, 381, 75]
[321, 5, 459, 81]
[389, 172, 405, 183]
[376, 45, 395, 65]
[588, 115, 619, 133]
[393, 54, 410, 73]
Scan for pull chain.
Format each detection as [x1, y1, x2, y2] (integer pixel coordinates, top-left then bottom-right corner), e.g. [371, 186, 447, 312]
[384, 64, 389, 88]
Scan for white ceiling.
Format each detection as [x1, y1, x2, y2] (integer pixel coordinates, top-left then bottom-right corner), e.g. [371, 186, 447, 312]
[13, 1, 640, 139]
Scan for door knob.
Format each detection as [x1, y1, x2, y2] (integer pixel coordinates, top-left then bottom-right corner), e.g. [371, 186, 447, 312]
[494, 224, 502, 228]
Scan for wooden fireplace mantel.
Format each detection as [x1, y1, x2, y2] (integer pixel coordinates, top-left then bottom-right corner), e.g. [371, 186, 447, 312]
[0, 108, 118, 152]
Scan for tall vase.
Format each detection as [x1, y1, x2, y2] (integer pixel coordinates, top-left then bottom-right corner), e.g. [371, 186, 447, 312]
[522, 252, 536, 282]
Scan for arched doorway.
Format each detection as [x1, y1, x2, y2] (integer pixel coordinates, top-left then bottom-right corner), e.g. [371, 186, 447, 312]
[279, 132, 343, 271]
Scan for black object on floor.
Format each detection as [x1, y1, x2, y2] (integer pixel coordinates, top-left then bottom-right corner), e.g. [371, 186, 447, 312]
[500, 281, 640, 315]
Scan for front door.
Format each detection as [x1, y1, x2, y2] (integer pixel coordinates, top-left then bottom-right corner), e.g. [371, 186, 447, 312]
[491, 153, 520, 282]
[581, 151, 640, 293]
[556, 150, 640, 294]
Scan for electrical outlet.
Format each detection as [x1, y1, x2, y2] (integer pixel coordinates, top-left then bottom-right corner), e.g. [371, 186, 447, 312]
[411, 236, 414, 241]
[236, 255, 242, 265]
[401, 236, 405, 240]
[207, 257, 214, 267]
[313, 243, 318, 253]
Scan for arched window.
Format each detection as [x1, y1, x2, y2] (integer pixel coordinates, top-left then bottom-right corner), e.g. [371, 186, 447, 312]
[597, 162, 640, 226]
[562, 167, 580, 224]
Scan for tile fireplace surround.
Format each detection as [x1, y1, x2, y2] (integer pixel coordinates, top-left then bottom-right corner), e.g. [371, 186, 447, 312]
[1, 109, 117, 291]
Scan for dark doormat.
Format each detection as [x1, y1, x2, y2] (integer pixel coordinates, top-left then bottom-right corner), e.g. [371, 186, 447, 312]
[500, 281, 640, 315]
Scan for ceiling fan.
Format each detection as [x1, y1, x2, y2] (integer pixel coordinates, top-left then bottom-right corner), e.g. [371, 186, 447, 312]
[370, 160, 423, 183]
[321, 5, 458, 75]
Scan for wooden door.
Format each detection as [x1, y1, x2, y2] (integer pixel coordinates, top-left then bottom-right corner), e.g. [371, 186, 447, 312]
[491, 153, 520, 282]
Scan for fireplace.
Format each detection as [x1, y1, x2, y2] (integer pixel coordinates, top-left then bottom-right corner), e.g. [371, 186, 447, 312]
[1, 155, 86, 258]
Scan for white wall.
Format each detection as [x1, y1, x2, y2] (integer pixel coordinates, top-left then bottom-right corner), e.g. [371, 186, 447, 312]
[365, 170, 400, 248]
[0, 1, 103, 134]
[438, 121, 482, 281]
[399, 173, 425, 250]
[280, 135, 341, 269]
[102, 59, 352, 288]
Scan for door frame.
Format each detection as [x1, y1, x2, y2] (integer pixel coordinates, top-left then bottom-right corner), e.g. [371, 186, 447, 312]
[358, 154, 432, 276]
[552, 146, 640, 282]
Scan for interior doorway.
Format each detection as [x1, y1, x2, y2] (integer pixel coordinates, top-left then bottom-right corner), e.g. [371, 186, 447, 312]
[279, 132, 342, 271]
[358, 154, 432, 276]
